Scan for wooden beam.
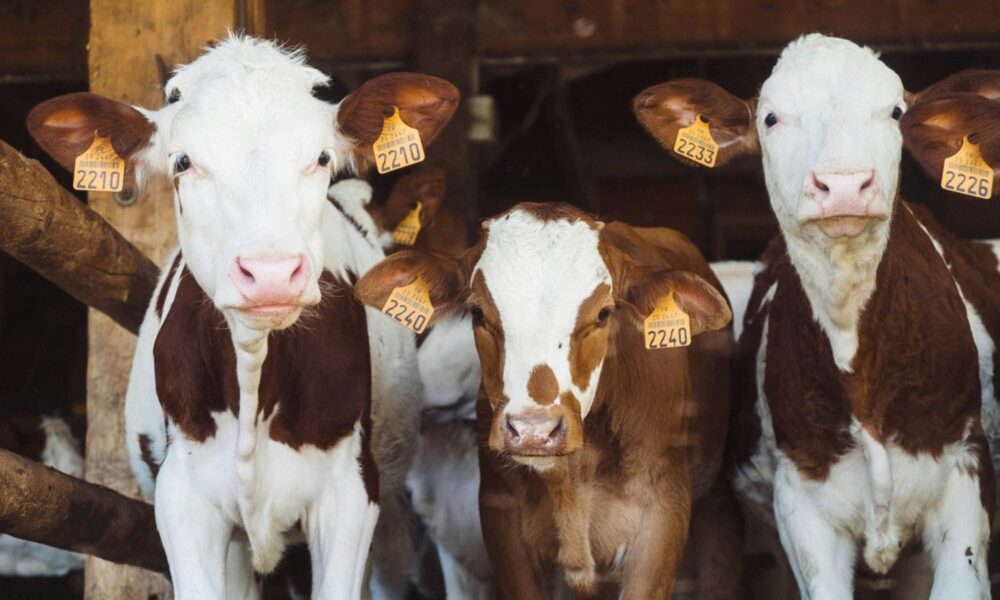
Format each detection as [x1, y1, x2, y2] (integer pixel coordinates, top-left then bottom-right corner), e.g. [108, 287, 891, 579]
[0, 139, 158, 334]
[86, 1, 237, 597]
[0, 449, 166, 573]
[0, 0, 87, 80]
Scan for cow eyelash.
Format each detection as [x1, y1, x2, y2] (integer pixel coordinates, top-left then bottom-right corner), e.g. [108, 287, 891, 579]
[173, 154, 192, 175]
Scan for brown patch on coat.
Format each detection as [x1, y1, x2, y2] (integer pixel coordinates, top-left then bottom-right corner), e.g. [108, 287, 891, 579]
[526, 364, 558, 405]
[154, 253, 183, 319]
[569, 284, 613, 392]
[137, 434, 160, 479]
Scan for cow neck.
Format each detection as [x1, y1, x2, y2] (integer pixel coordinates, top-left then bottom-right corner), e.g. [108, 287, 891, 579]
[781, 207, 893, 372]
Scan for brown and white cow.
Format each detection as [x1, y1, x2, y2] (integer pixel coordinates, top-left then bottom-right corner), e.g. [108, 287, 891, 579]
[355, 202, 739, 598]
[635, 34, 1000, 598]
[27, 36, 458, 600]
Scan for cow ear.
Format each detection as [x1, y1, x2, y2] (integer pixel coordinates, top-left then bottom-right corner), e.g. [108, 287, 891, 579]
[380, 168, 447, 233]
[355, 248, 467, 324]
[633, 78, 759, 167]
[27, 92, 156, 174]
[901, 93, 1000, 198]
[337, 73, 459, 173]
[616, 267, 731, 337]
[912, 69, 1000, 103]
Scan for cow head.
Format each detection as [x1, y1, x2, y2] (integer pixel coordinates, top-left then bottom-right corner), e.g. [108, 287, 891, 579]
[355, 203, 729, 470]
[28, 36, 457, 335]
[636, 34, 905, 244]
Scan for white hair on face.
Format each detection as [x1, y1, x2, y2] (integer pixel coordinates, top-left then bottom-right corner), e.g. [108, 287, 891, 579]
[474, 209, 611, 419]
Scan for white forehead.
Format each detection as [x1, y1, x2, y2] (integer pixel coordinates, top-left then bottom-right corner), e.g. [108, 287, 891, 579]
[475, 209, 610, 336]
[160, 36, 339, 169]
[760, 34, 903, 113]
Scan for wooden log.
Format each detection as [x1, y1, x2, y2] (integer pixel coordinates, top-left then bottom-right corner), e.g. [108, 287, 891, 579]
[85, 1, 236, 597]
[0, 448, 166, 573]
[0, 140, 158, 335]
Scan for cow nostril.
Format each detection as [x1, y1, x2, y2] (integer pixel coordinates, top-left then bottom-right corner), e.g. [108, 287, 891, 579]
[290, 259, 304, 281]
[860, 174, 874, 192]
[548, 417, 566, 442]
[504, 415, 519, 440]
[238, 262, 255, 283]
[812, 174, 830, 193]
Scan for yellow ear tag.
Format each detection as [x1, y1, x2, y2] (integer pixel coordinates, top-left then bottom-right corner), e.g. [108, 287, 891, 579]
[941, 136, 994, 200]
[73, 133, 125, 192]
[392, 202, 423, 246]
[673, 115, 718, 168]
[381, 276, 434, 334]
[374, 107, 425, 175]
[643, 291, 691, 350]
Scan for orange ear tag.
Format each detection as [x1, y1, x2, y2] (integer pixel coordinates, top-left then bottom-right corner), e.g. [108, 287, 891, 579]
[73, 133, 125, 192]
[643, 291, 691, 350]
[373, 107, 425, 175]
[673, 115, 719, 168]
[392, 202, 423, 246]
[381, 276, 434, 334]
[941, 136, 994, 200]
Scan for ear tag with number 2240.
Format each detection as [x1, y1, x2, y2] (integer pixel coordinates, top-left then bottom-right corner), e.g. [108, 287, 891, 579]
[381, 276, 434, 334]
[643, 291, 691, 350]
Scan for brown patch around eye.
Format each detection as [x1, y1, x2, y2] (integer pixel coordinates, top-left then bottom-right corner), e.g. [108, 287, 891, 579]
[471, 271, 505, 403]
[569, 283, 612, 392]
[526, 364, 559, 405]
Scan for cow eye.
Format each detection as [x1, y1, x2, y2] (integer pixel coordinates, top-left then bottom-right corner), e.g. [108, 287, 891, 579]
[174, 154, 192, 174]
[470, 306, 485, 326]
[891, 106, 903, 121]
[318, 151, 331, 167]
[764, 112, 778, 128]
[597, 307, 612, 325]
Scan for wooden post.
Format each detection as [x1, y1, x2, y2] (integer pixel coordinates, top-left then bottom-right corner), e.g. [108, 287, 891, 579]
[0, 449, 166, 573]
[416, 0, 479, 255]
[85, 2, 236, 597]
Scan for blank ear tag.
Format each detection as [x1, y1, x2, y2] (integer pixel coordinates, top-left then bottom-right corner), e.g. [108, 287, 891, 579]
[643, 291, 691, 350]
[381, 276, 434, 334]
[941, 136, 993, 200]
[373, 107, 425, 175]
[392, 202, 423, 246]
[73, 133, 125, 192]
[673, 115, 719, 168]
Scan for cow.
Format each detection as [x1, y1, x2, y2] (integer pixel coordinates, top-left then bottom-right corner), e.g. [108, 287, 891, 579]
[27, 35, 458, 600]
[331, 173, 495, 599]
[634, 34, 1000, 598]
[0, 414, 84, 577]
[354, 201, 739, 598]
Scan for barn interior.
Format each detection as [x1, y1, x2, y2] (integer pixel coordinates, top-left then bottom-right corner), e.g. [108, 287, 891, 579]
[0, 1, 999, 599]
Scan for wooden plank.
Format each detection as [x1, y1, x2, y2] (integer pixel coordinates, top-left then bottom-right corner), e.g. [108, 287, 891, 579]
[0, 448, 166, 573]
[0, 0, 87, 80]
[0, 139, 158, 334]
[86, 1, 236, 598]
[265, 0, 413, 62]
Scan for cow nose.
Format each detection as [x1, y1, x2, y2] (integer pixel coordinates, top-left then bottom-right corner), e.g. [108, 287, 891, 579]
[230, 254, 309, 307]
[503, 410, 567, 456]
[808, 169, 877, 217]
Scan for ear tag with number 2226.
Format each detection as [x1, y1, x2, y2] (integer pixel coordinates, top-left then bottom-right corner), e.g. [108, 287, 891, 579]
[643, 291, 691, 350]
[673, 115, 719, 168]
[381, 276, 434, 334]
[374, 107, 425, 175]
[74, 133, 125, 192]
[941, 136, 994, 200]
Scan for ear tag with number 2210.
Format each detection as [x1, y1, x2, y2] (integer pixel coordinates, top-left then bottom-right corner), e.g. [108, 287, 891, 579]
[74, 133, 125, 192]
[381, 276, 434, 334]
[373, 107, 425, 175]
[643, 291, 691, 350]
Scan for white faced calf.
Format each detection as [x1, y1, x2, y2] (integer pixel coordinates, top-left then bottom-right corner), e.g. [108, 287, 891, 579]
[637, 34, 1000, 599]
[29, 36, 457, 600]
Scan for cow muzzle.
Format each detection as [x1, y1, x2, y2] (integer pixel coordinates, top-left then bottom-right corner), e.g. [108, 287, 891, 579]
[492, 406, 582, 457]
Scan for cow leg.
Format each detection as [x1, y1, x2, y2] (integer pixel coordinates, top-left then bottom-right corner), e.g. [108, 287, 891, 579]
[369, 490, 418, 599]
[155, 450, 232, 600]
[773, 461, 855, 600]
[307, 466, 379, 600]
[922, 466, 990, 599]
[688, 477, 744, 600]
[225, 530, 261, 600]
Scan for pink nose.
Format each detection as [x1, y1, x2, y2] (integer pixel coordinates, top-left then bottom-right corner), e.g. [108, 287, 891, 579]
[503, 410, 567, 456]
[230, 254, 309, 307]
[808, 169, 877, 218]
